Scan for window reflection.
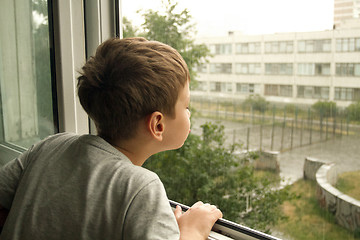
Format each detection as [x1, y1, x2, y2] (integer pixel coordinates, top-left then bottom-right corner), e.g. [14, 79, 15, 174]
[0, 0, 56, 149]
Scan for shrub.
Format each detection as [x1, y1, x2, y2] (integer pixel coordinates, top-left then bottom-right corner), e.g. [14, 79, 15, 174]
[311, 101, 337, 118]
[243, 95, 269, 112]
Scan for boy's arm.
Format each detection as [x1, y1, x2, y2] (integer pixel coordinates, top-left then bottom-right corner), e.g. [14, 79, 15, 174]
[174, 201, 222, 240]
[0, 204, 9, 230]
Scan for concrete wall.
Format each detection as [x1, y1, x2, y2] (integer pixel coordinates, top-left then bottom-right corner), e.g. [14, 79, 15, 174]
[303, 157, 360, 232]
[255, 151, 280, 172]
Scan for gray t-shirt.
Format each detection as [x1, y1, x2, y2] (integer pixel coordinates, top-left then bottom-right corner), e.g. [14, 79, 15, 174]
[0, 133, 180, 240]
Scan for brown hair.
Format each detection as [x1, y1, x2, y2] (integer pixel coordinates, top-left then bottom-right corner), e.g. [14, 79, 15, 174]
[77, 37, 190, 143]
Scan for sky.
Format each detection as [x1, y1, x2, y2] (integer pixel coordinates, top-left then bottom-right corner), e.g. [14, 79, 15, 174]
[121, 0, 334, 37]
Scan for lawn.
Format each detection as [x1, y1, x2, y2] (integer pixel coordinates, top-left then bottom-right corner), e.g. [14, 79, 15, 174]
[336, 170, 360, 200]
[274, 179, 359, 240]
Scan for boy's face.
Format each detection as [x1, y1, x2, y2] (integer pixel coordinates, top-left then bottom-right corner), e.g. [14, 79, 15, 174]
[162, 80, 191, 150]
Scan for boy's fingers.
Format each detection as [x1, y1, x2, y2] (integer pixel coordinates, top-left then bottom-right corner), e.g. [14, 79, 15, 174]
[174, 205, 182, 219]
[191, 201, 203, 208]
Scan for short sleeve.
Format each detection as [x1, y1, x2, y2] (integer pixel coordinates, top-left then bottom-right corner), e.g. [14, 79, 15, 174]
[123, 178, 180, 240]
[0, 156, 25, 209]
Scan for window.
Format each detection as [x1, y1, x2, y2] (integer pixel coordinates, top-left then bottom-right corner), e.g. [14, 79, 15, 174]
[336, 38, 360, 52]
[194, 81, 208, 91]
[210, 63, 232, 74]
[210, 44, 232, 55]
[297, 86, 329, 99]
[336, 63, 360, 76]
[235, 63, 261, 74]
[335, 87, 360, 101]
[298, 63, 331, 76]
[235, 42, 261, 54]
[264, 84, 292, 97]
[122, 1, 360, 238]
[0, 0, 57, 150]
[236, 83, 260, 94]
[264, 41, 293, 53]
[265, 63, 293, 75]
[195, 63, 208, 73]
[298, 39, 331, 53]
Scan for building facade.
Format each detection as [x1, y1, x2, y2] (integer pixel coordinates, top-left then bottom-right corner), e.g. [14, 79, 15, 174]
[192, 20, 360, 107]
[334, 0, 360, 28]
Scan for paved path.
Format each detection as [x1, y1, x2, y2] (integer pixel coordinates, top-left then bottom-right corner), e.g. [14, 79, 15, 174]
[192, 117, 360, 185]
[278, 134, 360, 184]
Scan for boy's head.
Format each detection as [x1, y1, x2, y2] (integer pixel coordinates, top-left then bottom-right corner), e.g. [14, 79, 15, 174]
[77, 37, 190, 144]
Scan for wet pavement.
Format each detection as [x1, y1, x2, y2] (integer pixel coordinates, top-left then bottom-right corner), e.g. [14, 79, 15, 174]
[192, 117, 360, 185]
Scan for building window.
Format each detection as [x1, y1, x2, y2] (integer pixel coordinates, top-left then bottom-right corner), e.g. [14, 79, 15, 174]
[265, 63, 293, 75]
[264, 84, 292, 97]
[297, 63, 330, 76]
[209, 44, 232, 55]
[210, 82, 221, 92]
[210, 63, 232, 74]
[297, 86, 329, 99]
[336, 38, 360, 52]
[195, 63, 207, 73]
[235, 42, 261, 54]
[210, 82, 232, 93]
[264, 41, 293, 53]
[298, 39, 331, 53]
[235, 63, 261, 74]
[194, 81, 208, 91]
[236, 83, 260, 94]
[335, 87, 360, 101]
[336, 63, 360, 76]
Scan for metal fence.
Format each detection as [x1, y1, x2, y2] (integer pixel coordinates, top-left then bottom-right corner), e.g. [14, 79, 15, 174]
[191, 98, 360, 152]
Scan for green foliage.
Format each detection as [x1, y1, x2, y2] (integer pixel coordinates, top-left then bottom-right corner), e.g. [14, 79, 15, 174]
[122, 0, 210, 86]
[346, 101, 360, 122]
[311, 101, 337, 118]
[144, 122, 292, 233]
[242, 95, 269, 112]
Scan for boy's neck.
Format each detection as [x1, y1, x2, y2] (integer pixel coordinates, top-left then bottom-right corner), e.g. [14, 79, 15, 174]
[113, 143, 148, 166]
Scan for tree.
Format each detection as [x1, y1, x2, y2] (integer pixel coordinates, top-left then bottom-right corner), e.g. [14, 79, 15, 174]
[346, 101, 360, 122]
[311, 101, 337, 118]
[122, 0, 210, 88]
[144, 122, 292, 233]
[122, 17, 139, 38]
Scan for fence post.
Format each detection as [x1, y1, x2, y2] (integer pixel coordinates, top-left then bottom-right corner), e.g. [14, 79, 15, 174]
[295, 106, 298, 129]
[340, 118, 343, 137]
[309, 112, 313, 145]
[333, 108, 337, 137]
[320, 109, 323, 140]
[246, 127, 250, 151]
[291, 120, 294, 149]
[233, 101, 236, 120]
[300, 118, 304, 146]
[281, 121, 285, 151]
[251, 105, 254, 125]
[347, 114, 349, 136]
[326, 117, 329, 140]
[242, 104, 245, 121]
[271, 105, 276, 151]
[260, 125, 263, 151]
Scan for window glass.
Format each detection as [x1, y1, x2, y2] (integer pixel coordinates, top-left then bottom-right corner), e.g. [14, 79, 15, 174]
[122, 0, 360, 238]
[0, 0, 56, 149]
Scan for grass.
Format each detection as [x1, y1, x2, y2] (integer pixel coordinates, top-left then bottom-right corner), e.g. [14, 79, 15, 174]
[274, 179, 359, 240]
[336, 170, 360, 200]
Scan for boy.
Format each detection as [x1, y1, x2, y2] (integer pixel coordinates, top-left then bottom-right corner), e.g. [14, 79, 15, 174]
[0, 37, 222, 239]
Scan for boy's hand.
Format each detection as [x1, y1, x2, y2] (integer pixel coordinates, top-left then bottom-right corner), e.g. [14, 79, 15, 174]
[174, 201, 222, 240]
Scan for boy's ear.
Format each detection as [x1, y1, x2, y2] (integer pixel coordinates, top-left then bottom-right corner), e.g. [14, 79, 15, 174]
[147, 111, 165, 141]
